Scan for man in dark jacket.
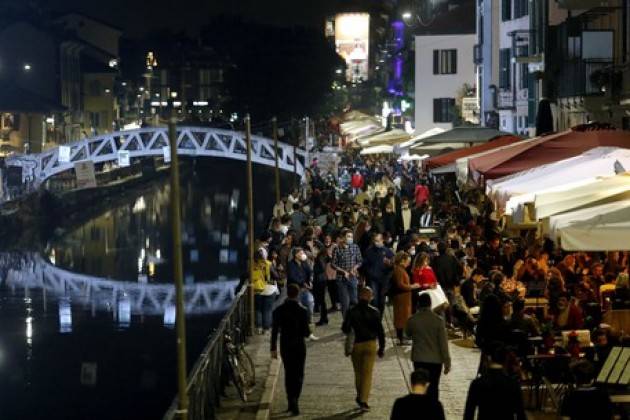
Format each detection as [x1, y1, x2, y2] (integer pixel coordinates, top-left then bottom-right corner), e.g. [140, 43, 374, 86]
[271, 284, 311, 416]
[464, 343, 526, 420]
[432, 241, 462, 325]
[342, 287, 385, 411]
[390, 369, 445, 420]
[361, 233, 394, 316]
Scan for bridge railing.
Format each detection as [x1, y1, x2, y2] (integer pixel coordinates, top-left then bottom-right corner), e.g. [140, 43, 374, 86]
[162, 282, 251, 420]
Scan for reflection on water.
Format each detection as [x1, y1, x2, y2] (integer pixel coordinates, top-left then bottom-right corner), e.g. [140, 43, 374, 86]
[0, 161, 278, 420]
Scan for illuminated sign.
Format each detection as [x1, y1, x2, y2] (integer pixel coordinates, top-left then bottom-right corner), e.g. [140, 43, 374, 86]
[334, 13, 370, 83]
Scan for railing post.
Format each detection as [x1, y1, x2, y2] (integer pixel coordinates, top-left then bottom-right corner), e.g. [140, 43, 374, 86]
[245, 115, 255, 334]
[168, 102, 189, 420]
[272, 116, 281, 204]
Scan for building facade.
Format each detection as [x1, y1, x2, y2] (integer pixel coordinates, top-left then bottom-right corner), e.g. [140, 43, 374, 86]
[496, 0, 532, 136]
[414, 33, 477, 134]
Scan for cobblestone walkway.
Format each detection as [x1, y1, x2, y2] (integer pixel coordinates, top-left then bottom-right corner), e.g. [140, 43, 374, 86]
[270, 305, 481, 419]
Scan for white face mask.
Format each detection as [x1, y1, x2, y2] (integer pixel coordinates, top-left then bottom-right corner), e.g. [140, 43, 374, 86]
[299, 253, 308, 262]
[346, 236, 354, 245]
[409, 248, 416, 256]
[280, 225, 289, 235]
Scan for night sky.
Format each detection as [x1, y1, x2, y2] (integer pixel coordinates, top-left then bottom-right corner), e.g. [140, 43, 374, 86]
[43, 0, 373, 38]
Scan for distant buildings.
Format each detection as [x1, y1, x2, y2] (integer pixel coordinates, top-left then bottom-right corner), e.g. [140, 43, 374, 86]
[0, 13, 122, 153]
[409, 1, 477, 134]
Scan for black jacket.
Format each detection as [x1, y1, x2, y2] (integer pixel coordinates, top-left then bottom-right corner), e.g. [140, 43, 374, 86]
[271, 299, 310, 352]
[433, 253, 462, 290]
[391, 394, 445, 420]
[464, 368, 526, 420]
[342, 301, 385, 352]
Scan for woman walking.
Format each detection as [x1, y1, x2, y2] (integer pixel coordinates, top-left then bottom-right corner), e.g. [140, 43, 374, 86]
[392, 251, 420, 345]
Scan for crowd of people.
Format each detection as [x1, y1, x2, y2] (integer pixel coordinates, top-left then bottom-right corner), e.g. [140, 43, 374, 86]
[253, 154, 624, 418]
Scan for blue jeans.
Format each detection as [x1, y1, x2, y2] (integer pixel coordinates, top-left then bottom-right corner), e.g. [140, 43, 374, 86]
[299, 289, 315, 324]
[255, 294, 274, 330]
[368, 279, 386, 316]
[337, 277, 358, 318]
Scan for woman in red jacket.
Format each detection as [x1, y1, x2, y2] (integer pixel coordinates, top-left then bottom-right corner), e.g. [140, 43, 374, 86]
[412, 252, 438, 289]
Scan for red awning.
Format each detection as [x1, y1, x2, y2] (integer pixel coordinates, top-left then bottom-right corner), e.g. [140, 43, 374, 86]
[423, 135, 522, 170]
[468, 128, 630, 181]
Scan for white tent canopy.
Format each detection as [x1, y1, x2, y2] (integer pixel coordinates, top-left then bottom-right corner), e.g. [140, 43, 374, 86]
[396, 127, 447, 150]
[548, 199, 630, 241]
[488, 147, 630, 213]
[357, 129, 410, 147]
[399, 153, 429, 161]
[360, 144, 394, 155]
[560, 208, 630, 251]
[533, 173, 630, 220]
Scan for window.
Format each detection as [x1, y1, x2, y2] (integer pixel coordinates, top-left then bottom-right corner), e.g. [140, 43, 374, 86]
[499, 49, 511, 89]
[433, 98, 455, 123]
[514, 0, 528, 18]
[502, 0, 512, 21]
[519, 46, 529, 89]
[433, 49, 457, 74]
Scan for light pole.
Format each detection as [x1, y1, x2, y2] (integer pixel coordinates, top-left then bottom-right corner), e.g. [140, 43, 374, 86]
[272, 116, 281, 203]
[245, 115, 255, 334]
[168, 92, 189, 420]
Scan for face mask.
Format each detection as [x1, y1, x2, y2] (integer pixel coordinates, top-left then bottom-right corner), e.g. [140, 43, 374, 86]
[280, 225, 289, 235]
[374, 242, 384, 248]
[346, 237, 354, 245]
[376, 213, 382, 218]
[409, 248, 416, 256]
[335, 212, 341, 216]
[299, 253, 308, 262]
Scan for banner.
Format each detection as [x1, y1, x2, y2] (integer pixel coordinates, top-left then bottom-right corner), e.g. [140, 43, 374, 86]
[117, 150, 130, 167]
[74, 161, 97, 189]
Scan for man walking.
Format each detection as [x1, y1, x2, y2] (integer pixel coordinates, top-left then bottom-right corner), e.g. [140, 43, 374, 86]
[390, 369, 445, 420]
[271, 284, 311, 416]
[332, 228, 363, 317]
[342, 287, 385, 411]
[405, 293, 451, 402]
[361, 232, 394, 316]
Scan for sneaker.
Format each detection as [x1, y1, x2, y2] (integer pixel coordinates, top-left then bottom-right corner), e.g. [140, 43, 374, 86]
[308, 334, 319, 341]
[359, 402, 370, 412]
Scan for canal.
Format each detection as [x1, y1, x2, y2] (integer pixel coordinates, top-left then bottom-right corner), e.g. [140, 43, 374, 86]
[0, 159, 288, 420]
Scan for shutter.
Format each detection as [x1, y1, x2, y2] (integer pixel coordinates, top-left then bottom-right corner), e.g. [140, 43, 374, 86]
[433, 98, 440, 122]
[433, 50, 439, 74]
[452, 50, 458, 74]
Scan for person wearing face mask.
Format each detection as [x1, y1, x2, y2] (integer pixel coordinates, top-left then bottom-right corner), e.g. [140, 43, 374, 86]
[286, 247, 319, 341]
[361, 233, 395, 316]
[382, 204, 398, 238]
[332, 228, 363, 317]
[400, 199, 413, 234]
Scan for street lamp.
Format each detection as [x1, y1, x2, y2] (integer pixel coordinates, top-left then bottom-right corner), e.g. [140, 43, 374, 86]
[402, 11, 412, 20]
[23, 63, 31, 71]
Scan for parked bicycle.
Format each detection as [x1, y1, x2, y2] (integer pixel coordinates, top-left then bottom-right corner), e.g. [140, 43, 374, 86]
[224, 327, 255, 401]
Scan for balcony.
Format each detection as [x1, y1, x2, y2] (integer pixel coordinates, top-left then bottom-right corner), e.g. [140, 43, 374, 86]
[498, 90, 514, 109]
[557, 60, 612, 98]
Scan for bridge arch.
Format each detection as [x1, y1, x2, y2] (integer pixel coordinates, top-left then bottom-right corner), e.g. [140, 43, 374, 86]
[6, 126, 307, 187]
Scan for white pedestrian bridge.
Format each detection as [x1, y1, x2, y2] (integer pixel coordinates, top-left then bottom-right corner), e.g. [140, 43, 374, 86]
[6, 126, 307, 187]
[1, 253, 240, 325]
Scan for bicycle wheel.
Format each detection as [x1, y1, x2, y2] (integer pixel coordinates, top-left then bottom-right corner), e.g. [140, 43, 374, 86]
[237, 348, 256, 389]
[227, 353, 248, 402]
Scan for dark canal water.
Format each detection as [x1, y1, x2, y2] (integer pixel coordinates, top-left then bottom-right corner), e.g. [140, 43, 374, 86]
[0, 160, 285, 420]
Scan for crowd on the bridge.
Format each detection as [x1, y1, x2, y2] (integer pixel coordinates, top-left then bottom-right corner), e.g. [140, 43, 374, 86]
[251, 153, 624, 419]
